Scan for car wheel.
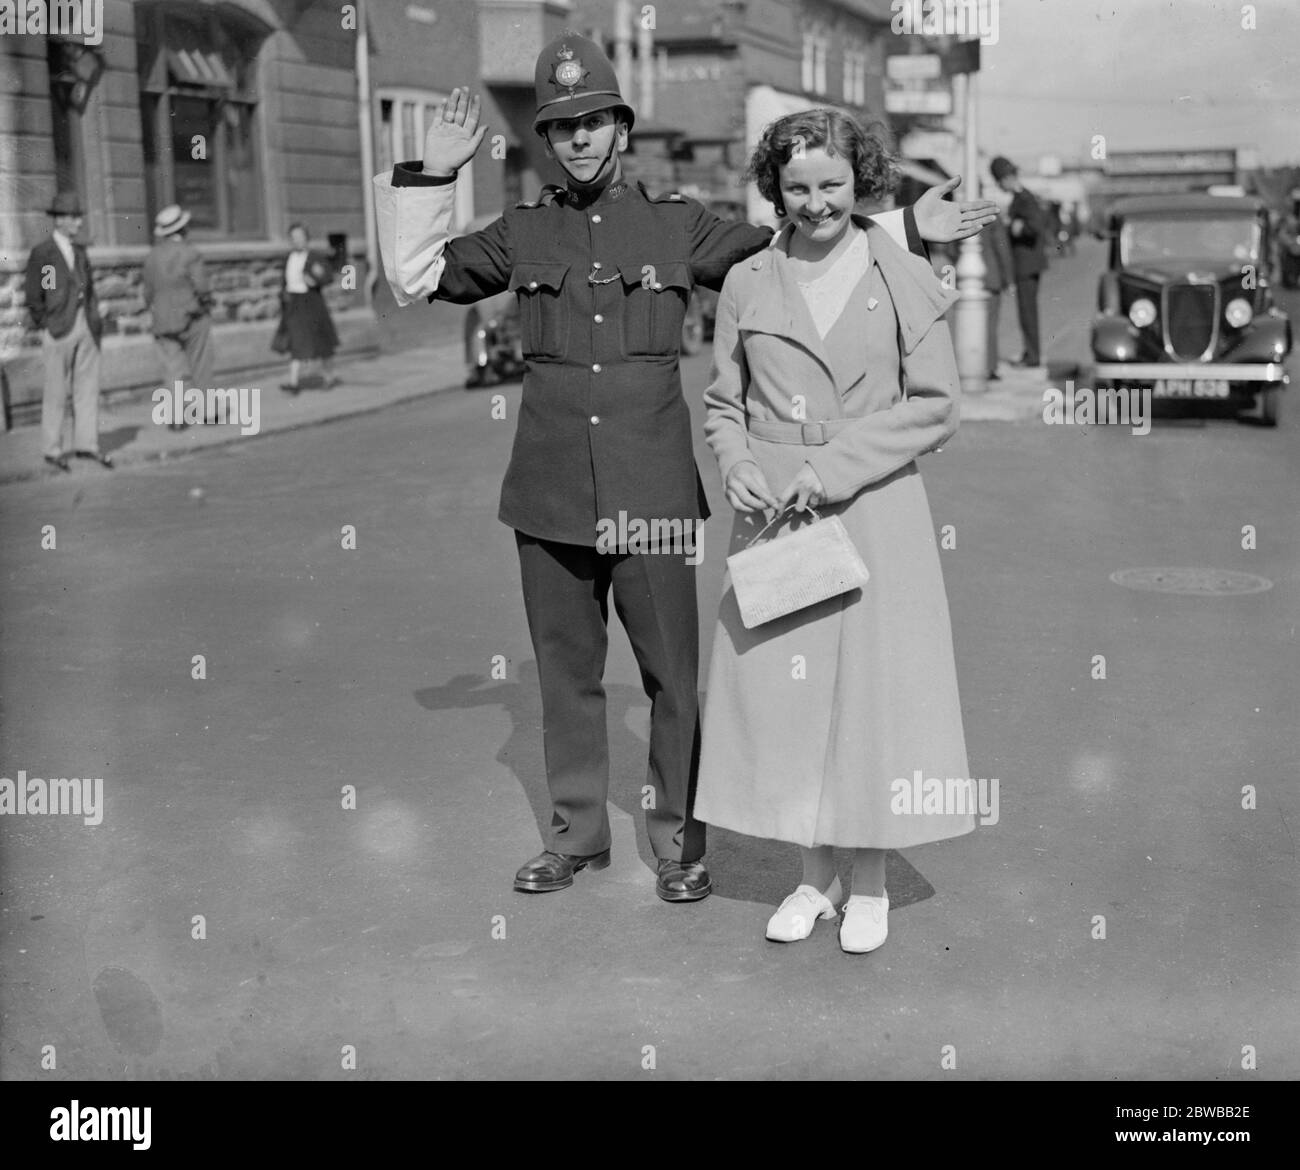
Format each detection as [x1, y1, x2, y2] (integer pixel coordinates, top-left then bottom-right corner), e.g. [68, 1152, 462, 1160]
[1260, 386, 1281, 427]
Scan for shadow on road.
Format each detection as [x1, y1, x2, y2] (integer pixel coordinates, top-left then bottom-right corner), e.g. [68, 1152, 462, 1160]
[413, 664, 936, 910]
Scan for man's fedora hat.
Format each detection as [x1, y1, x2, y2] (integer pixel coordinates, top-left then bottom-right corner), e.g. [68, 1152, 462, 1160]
[532, 33, 635, 133]
[153, 204, 192, 237]
[47, 191, 84, 216]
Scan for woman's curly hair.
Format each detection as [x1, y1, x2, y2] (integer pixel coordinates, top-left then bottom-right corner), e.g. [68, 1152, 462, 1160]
[744, 109, 898, 218]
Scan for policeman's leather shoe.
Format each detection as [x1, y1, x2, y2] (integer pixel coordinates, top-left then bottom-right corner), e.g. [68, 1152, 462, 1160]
[44, 454, 71, 472]
[73, 449, 113, 468]
[656, 858, 712, 902]
[513, 848, 611, 892]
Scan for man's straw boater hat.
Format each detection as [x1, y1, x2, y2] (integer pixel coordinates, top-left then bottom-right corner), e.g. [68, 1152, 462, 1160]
[153, 204, 192, 237]
[532, 33, 635, 134]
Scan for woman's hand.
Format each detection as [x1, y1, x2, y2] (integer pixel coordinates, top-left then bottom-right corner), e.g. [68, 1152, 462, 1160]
[914, 176, 999, 242]
[725, 461, 780, 513]
[423, 88, 488, 177]
[778, 463, 826, 513]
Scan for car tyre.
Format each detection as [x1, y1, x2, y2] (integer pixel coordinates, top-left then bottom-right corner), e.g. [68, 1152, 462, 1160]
[1259, 386, 1281, 427]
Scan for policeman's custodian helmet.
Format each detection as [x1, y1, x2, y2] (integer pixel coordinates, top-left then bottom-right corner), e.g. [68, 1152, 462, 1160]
[532, 33, 635, 134]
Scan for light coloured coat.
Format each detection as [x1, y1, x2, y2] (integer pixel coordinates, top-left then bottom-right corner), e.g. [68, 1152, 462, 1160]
[695, 215, 975, 849]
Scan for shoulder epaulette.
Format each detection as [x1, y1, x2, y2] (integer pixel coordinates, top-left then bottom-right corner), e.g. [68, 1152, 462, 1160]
[638, 181, 690, 205]
[515, 185, 565, 210]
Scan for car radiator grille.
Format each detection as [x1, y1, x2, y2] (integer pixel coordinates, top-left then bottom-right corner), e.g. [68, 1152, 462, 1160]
[1164, 283, 1218, 360]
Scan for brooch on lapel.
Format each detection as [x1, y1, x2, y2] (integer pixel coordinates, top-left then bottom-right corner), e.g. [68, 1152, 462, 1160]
[750, 256, 764, 270]
[867, 297, 879, 311]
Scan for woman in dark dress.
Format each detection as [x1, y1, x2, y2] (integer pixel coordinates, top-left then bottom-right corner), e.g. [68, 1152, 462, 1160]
[276, 223, 340, 392]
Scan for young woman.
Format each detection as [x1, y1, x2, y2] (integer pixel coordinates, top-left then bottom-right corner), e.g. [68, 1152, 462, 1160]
[695, 110, 974, 954]
[275, 223, 340, 393]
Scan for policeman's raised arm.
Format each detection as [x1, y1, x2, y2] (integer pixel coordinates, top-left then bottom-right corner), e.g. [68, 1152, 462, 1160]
[372, 87, 509, 306]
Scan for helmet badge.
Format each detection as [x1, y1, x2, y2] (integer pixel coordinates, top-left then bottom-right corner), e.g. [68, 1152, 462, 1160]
[551, 45, 588, 92]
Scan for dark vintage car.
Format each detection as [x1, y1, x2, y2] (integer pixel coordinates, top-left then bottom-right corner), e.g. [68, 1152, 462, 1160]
[1091, 194, 1292, 425]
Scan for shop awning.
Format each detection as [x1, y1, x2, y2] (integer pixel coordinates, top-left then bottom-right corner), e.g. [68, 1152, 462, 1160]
[166, 48, 235, 90]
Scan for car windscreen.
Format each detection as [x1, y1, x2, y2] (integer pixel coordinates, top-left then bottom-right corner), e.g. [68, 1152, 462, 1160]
[1119, 215, 1260, 266]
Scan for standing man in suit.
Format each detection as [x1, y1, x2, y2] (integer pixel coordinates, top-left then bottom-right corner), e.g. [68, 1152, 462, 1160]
[142, 204, 214, 430]
[990, 155, 1047, 368]
[24, 191, 111, 471]
[374, 35, 995, 902]
[980, 183, 1016, 381]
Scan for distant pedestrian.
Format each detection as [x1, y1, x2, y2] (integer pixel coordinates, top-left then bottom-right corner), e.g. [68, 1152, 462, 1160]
[980, 186, 1016, 380]
[23, 191, 111, 471]
[275, 224, 339, 394]
[990, 155, 1047, 368]
[141, 204, 214, 431]
[1059, 202, 1079, 256]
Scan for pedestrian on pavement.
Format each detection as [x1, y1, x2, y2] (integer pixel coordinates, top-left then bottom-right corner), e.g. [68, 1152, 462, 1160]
[141, 204, 215, 431]
[981, 182, 1016, 380]
[1059, 202, 1079, 257]
[275, 223, 340, 394]
[694, 110, 973, 955]
[373, 35, 995, 905]
[990, 155, 1047, 368]
[23, 191, 111, 471]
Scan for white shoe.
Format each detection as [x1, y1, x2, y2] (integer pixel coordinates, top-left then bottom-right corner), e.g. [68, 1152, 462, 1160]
[839, 890, 888, 953]
[765, 876, 842, 942]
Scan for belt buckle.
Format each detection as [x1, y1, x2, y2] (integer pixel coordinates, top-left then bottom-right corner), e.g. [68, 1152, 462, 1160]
[800, 421, 827, 445]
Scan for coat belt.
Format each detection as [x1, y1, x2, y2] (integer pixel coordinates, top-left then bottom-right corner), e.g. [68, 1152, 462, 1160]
[745, 417, 856, 445]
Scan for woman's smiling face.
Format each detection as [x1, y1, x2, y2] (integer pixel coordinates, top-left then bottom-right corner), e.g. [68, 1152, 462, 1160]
[779, 146, 856, 244]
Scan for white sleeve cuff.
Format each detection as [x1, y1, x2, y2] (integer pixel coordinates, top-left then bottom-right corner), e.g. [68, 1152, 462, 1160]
[372, 172, 457, 306]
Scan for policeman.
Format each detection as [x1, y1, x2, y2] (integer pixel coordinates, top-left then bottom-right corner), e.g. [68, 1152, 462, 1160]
[373, 34, 993, 902]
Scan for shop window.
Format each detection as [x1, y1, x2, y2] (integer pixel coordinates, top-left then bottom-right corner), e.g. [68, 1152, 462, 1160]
[136, 2, 267, 237]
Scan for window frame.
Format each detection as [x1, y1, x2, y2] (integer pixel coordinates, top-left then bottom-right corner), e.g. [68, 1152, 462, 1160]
[377, 87, 476, 230]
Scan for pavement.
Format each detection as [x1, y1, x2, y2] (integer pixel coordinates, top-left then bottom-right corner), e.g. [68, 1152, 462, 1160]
[0, 338, 1048, 485]
[0, 339, 466, 485]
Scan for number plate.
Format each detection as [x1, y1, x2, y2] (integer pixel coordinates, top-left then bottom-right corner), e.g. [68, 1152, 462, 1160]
[1154, 378, 1230, 399]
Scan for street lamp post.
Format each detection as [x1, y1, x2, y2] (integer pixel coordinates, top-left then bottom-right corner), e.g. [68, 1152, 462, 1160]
[951, 68, 989, 395]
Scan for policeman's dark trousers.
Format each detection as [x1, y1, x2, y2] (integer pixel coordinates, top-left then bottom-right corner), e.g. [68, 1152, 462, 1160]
[515, 532, 706, 864]
[1015, 274, 1041, 365]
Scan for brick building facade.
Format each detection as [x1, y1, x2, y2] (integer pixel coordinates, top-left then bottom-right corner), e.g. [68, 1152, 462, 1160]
[569, 0, 895, 222]
[1, 0, 385, 416]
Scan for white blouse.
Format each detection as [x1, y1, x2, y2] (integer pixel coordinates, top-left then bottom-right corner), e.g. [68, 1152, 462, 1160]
[792, 227, 871, 339]
[285, 250, 309, 293]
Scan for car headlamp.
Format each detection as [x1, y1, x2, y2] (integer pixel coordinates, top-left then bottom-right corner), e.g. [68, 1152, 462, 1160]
[1128, 298, 1156, 328]
[1225, 298, 1253, 328]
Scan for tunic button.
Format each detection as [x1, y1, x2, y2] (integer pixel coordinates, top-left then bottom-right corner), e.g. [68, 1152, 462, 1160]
[653, 282, 662, 290]
[592, 363, 601, 373]
[592, 261, 603, 270]
[528, 281, 538, 289]
[591, 415, 600, 425]
[592, 214, 602, 223]
[593, 313, 604, 323]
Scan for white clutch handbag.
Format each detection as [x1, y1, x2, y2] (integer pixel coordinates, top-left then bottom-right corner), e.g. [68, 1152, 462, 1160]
[725, 506, 870, 629]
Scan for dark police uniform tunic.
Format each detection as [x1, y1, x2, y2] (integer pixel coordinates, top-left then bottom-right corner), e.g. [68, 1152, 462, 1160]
[391, 162, 778, 546]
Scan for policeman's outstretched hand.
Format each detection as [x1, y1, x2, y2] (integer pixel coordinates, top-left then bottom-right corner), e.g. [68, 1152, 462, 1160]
[914, 176, 999, 242]
[423, 87, 488, 177]
[725, 461, 780, 514]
